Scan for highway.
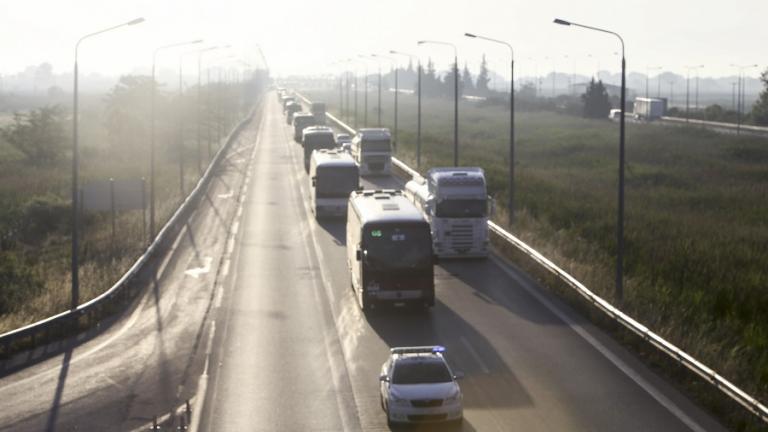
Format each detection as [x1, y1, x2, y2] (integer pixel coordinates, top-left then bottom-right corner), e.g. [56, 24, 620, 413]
[0, 94, 730, 431]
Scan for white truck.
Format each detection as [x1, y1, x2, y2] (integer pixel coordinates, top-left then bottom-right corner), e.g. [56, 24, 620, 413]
[405, 167, 490, 258]
[633, 97, 665, 120]
[350, 128, 391, 176]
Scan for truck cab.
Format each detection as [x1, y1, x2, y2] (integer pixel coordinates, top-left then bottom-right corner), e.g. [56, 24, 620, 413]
[292, 113, 317, 143]
[350, 128, 392, 176]
[405, 167, 490, 258]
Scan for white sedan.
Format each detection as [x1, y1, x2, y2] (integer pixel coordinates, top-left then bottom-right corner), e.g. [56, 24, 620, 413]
[379, 346, 464, 427]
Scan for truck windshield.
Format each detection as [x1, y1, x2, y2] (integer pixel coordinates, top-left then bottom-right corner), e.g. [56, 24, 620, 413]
[362, 140, 390, 153]
[316, 166, 358, 198]
[306, 135, 335, 151]
[435, 199, 486, 218]
[363, 223, 432, 270]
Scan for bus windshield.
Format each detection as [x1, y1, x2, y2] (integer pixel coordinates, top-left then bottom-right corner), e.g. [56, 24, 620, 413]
[362, 139, 391, 153]
[363, 223, 432, 270]
[316, 166, 358, 198]
[435, 199, 487, 218]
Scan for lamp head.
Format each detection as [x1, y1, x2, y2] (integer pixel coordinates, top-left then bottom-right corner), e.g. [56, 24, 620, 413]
[553, 18, 571, 26]
[417, 40, 425, 45]
[127, 17, 145, 26]
[389, 50, 397, 54]
[464, 33, 477, 38]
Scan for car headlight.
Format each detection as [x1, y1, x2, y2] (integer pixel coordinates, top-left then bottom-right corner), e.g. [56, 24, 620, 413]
[445, 390, 462, 403]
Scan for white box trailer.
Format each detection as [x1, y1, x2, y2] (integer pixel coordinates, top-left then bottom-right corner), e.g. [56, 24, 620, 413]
[405, 167, 490, 258]
[633, 97, 665, 120]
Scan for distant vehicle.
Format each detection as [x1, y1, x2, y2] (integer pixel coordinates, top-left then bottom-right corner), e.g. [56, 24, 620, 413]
[310, 102, 327, 125]
[276, 88, 286, 101]
[608, 109, 623, 121]
[379, 346, 463, 427]
[346, 189, 435, 310]
[633, 97, 665, 120]
[285, 101, 301, 124]
[309, 149, 359, 218]
[405, 167, 490, 258]
[301, 126, 336, 172]
[281, 95, 296, 112]
[292, 113, 316, 143]
[336, 133, 353, 153]
[350, 128, 392, 176]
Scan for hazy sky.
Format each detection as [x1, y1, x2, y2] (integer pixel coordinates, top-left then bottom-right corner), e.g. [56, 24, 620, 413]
[1, 0, 766, 80]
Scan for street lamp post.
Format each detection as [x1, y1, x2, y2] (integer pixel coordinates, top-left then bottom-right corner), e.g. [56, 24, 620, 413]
[685, 65, 703, 121]
[645, 66, 661, 98]
[391, 50, 421, 167]
[418, 40, 459, 167]
[465, 32, 515, 226]
[374, 54, 397, 142]
[554, 18, 627, 305]
[731, 64, 758, 135]
[151, 39, 203, 241]
[72, 17, 144, 310]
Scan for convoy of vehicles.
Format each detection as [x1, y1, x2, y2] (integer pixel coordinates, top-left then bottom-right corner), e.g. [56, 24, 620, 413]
[292, 112, 317, 142]
[280, 94, 468, 425]
[301, 126, 336, 171]
[405, 168, 490, 258]
[346, 190, 436, 310]
[350, 128, 392, 176]
[379, 346, 464, 426]
[309, 149, 359, 218]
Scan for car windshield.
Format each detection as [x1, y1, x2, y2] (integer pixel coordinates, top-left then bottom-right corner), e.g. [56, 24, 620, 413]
[363, 223, 432, 270]
[315, 166, 358, 198]
[392, 360, 452, 384]
[435, 199, 486, 218]
[362, 139, 390, 153]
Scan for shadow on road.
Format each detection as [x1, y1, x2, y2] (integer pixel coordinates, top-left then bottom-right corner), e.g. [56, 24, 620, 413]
[44, 347, 72, 431]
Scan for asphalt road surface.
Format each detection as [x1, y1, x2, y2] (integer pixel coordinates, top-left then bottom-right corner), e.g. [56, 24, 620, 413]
[0, 95, 730, 432]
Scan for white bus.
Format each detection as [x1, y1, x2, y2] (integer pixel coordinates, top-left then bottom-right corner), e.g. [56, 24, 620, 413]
[302, 126, 336, 172]
[350, 128, 392, 176]
[405, 167, 490, 258]
[346, 190, 435, 311]
[309, 149, 359, 218]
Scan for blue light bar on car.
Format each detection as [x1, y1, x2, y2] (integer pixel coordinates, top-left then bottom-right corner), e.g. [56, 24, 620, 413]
[391, 346, 446, 355]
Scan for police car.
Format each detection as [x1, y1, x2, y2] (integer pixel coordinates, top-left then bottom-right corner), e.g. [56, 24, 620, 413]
[379, 346, 464, 426]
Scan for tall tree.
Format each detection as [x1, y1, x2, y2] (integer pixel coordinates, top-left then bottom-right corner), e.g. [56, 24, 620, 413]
[104, 75, 155, 154]
[752, 67, 768, 125]
[476, 54, 490, 95]
[581, 78, 612, 118]
[1, 105, 66, 164]
[443, 62, 462, 98]
[462, 62, 474, 94]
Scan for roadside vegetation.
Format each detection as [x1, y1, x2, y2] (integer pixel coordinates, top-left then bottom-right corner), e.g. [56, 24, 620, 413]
[304, 84, 768, 428]
[0, 77, 249, 334]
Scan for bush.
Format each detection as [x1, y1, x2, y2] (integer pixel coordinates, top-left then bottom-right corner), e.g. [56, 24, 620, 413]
[0, 252, 42, 314]
[19, 195, 70, 244]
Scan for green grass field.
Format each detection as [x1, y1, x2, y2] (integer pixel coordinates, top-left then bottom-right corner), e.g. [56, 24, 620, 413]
[306, 87, 768, 420]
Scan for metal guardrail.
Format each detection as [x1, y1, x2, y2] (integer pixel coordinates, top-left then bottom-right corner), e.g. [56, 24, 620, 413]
[660, 116, 768, 137]
[0, 100, 262, 361]
[294, 91, 768, 423]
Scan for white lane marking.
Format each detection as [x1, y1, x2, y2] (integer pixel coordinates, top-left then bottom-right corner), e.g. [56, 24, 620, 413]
[231, 221, 240, 236]
[189, 321, 215, 432]
[225, 237, 235, 256]
[217, 191, 234, 199]
[184, 256, 213, 279]
[490, 255, 708, 432]
[213, 286, 224, 309]
[460, 336, 490, 374]
[220, 259, 231, 278]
